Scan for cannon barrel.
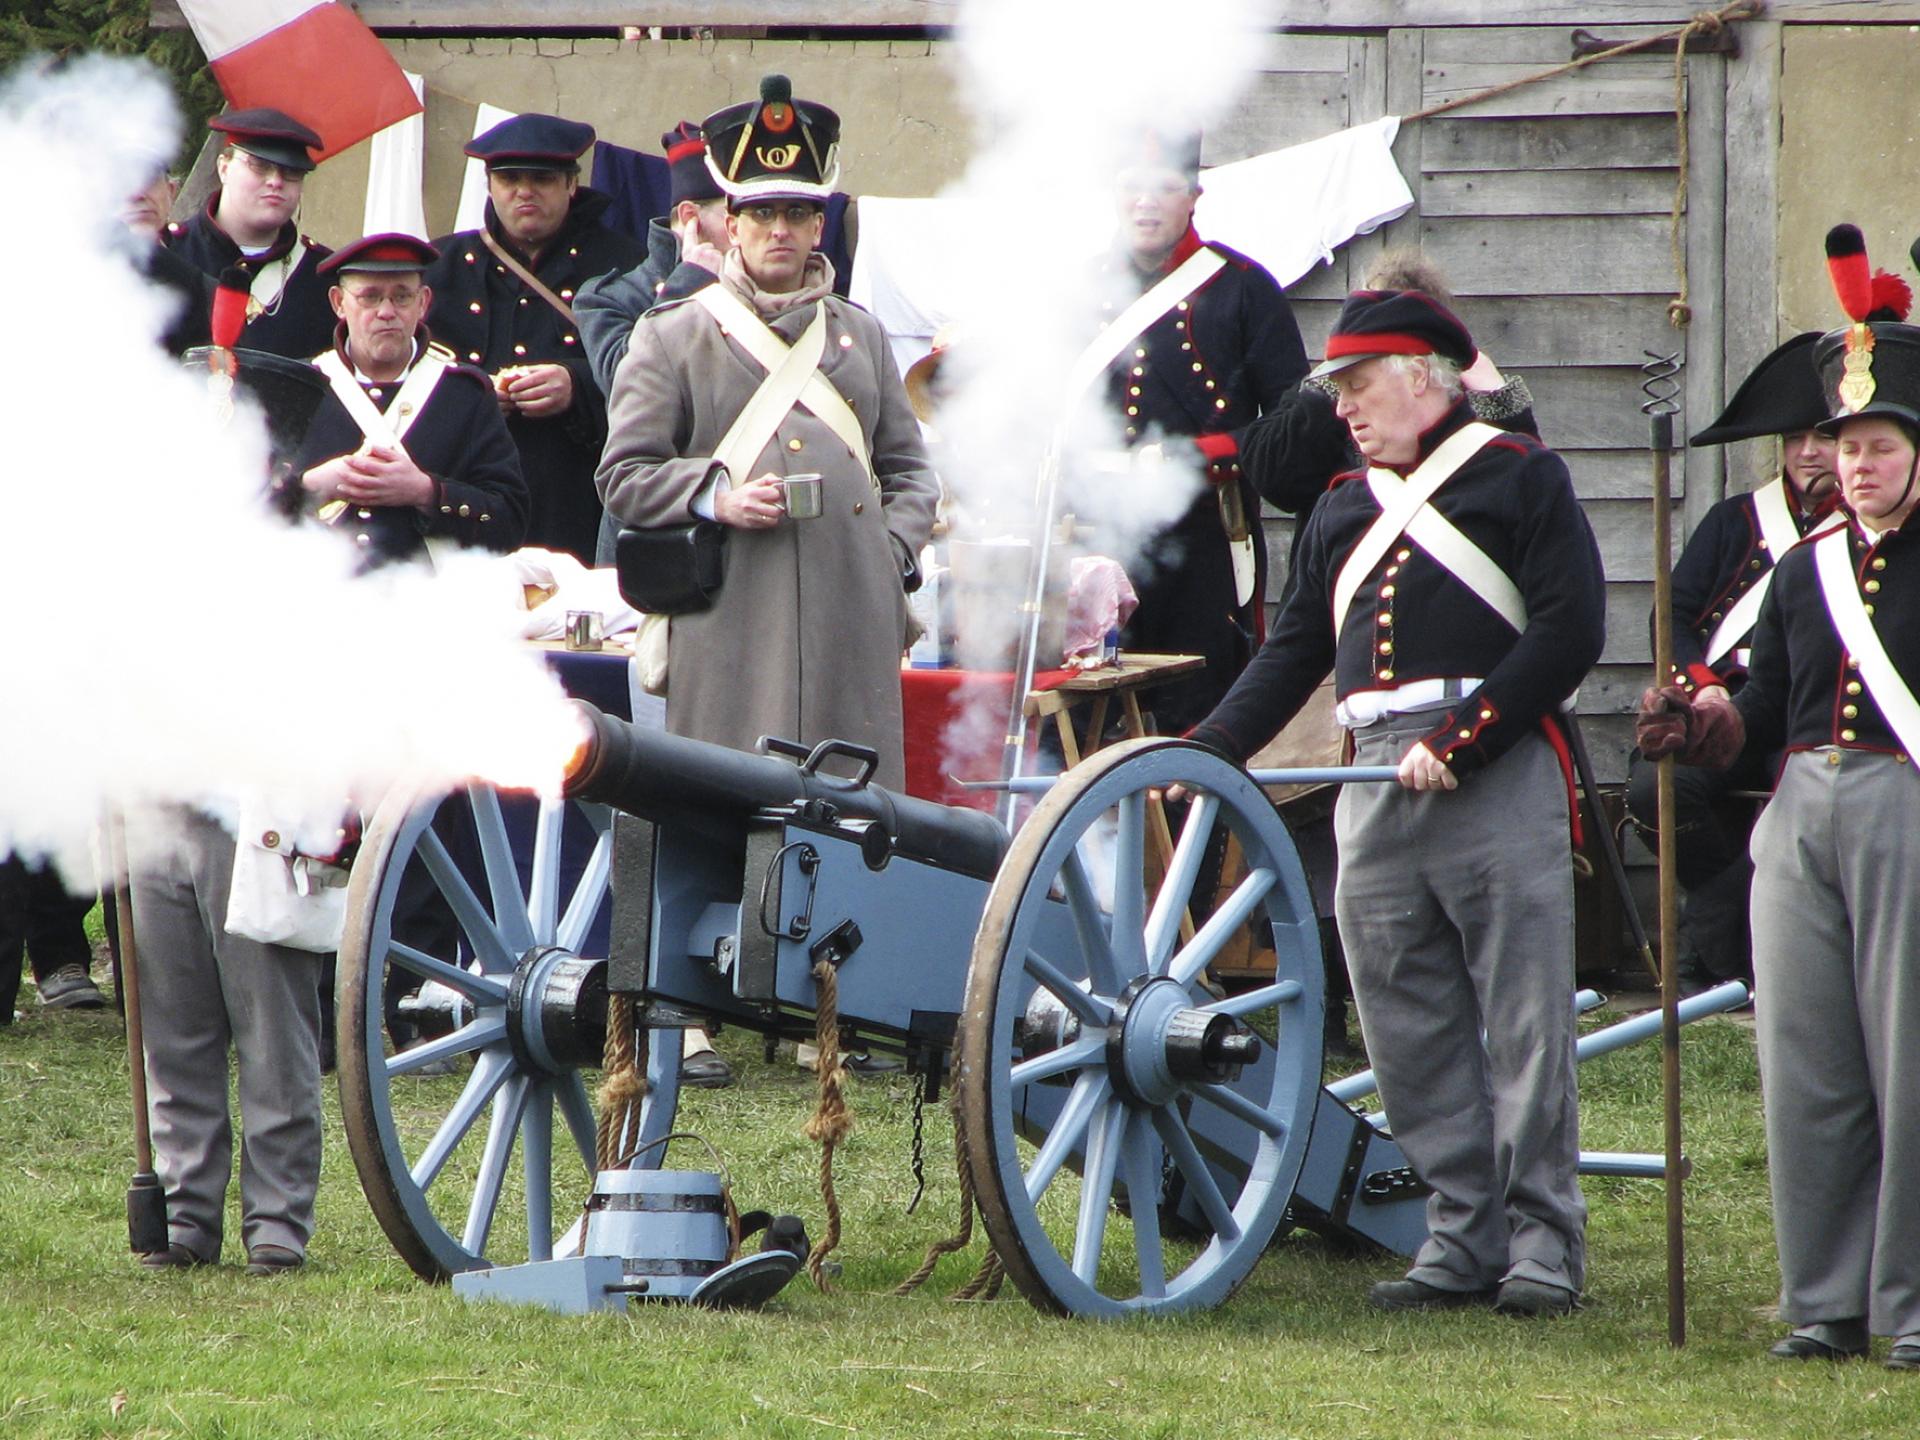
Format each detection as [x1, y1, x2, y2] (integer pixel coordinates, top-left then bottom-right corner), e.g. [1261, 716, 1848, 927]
[561, 701, 1009, 880]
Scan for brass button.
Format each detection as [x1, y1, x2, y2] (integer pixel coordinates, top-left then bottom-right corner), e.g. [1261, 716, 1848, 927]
[1133, 347, 1147, 359]
[787, 438, 803, 451]
[1865, 603, 1876, 616]
[1385, 565, 1400, 578]
[1843, 704, 1858, 719]
[1126, 406, 1139, 416]
[1827, 751, 1842, 767]
[1865, 579, 1882, 593]
[1750, 558, 1763, 570]
[357, 508, 372, 520]
[1128, 386, 1141, 398]
[1842, 728, 1857, 742]
[480, 513, 490, 522]
[1381, 584, 1395, 599]
[355, 533, 370, 546]
[1377, 613, 1392, 627]
[838, 334, 853, 348]
[1378, 668, 1394, 681]
[458, 504, 470, 517]
[1214, 398, 1227, 409]
[1458, 729, 1472, 740]
[440, 505, 452, 515]
[853, 501, 864, 514]
[1848, 681, 1863, 695]
[1849, 657, 1861, 670]
[1872, 556, 1887, 570]
[1176, 300, 1189, 311]
[1900, 753, 1911, 764]
[1480, 708, 1493, 720]
[469, 351, 480, 362]
[1204, 379, 1216, 390]
[1395, 548, 1411, 562]
[1191, 362, 1203, 374]
[1758, 538, 1770, 550]
[469, 301, 482, 313]
[1180, 342, 1192, 352]
[262, 830, 280, 849]
[563, 334, 575, 345]
[513, 343, 527, 356]
[1133, 366, 1145, 377]
[1379, 641, 1393, 655]
[560, 289, 573, 300]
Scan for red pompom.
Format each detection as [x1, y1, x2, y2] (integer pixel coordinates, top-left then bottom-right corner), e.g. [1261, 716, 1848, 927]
[1826, 223, 1873, 322]
[1869, 269, 1913, 322]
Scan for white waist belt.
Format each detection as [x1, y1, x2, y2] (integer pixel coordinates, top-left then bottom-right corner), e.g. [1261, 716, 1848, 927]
[1337, 677, 1486, 729]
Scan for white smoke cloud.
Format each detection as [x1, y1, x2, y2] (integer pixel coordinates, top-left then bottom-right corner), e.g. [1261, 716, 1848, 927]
[925, 0, 1275, 767]
[0, 56, 579, 881]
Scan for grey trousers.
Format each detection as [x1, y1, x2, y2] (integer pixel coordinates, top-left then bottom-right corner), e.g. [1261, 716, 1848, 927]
[1750, 748, 1920, 1336]
[126, 805, 325, 1260]
[1335, 718, 1586, 1293]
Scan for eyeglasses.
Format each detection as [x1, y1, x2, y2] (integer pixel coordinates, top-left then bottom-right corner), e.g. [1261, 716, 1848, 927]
[740, 203, 822, 227]
[229, 149, 305, 185]
[341, 286, 423, 309]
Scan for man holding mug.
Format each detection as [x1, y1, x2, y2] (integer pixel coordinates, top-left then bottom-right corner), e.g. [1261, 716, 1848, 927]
[597, 76, 937, 790]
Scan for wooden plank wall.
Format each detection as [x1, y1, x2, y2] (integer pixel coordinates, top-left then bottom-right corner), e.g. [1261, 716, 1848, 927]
[1226, 25, 1714, 779]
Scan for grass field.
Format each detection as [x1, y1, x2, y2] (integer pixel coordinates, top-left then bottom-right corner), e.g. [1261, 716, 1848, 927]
[1, 984, 1912, 1439]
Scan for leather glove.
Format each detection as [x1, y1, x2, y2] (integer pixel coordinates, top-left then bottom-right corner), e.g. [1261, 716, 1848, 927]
[1635, 686, 1692, 760]
[1685, 689, 1746, 770]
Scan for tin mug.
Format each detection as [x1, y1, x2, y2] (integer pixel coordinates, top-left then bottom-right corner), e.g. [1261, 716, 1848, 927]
[564, 609, 604, 652]
[782, 472, 824, 521]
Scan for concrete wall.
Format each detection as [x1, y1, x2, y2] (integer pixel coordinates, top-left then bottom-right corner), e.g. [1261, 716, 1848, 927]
[299, 35, 973, 246]
[1778, 25, 1920, 335]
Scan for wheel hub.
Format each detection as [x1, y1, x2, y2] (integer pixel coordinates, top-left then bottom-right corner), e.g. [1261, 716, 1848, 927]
[505, 946, 609, 1076]
[1104, 976, 1261, 1108]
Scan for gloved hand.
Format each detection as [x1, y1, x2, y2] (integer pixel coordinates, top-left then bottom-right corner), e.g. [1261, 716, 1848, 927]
[1635, 685, 1745, 768]
[1635, 686, 1692, 759]
[1686, 688, 1746, 769]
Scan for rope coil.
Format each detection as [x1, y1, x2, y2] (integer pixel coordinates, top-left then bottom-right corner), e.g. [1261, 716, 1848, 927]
[803, 958, 855, 1290]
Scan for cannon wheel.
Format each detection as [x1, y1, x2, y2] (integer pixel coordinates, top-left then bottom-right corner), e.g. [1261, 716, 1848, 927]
[957, 739, 1324, 1318]
[337, 782, 681, 1280]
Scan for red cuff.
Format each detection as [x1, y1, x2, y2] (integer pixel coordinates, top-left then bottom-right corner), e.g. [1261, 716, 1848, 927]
[1684, 663, 1722, 692]
[1193, 432, 1239, 462]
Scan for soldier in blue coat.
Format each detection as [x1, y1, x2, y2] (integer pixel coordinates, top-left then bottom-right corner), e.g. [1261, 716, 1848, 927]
[1092, 132, 1308, 734]
[163, 108, 335, 360]
[424, 114, 647, 563]
[293, 234, 528, 567]
[1625, 334, 1841, 992]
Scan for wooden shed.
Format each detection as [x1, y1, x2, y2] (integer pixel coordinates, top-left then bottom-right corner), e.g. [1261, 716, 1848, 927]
[151, 1, 1920, 778]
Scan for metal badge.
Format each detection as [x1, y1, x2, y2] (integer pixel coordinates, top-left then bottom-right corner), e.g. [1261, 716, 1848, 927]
[1840, 323, 1877, 412]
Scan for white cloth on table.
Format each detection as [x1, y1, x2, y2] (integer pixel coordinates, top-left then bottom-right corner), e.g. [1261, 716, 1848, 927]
[509, 547, 640, 639]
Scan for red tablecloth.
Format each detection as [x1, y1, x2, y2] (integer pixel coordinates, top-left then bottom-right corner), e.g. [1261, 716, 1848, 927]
[901, 667, 1073, 810]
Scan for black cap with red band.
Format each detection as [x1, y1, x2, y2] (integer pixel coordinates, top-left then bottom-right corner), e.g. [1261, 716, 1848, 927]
[1307, 288, 1477, 380]
[663, 120, 725, 207]
[318, 233, 439, 276]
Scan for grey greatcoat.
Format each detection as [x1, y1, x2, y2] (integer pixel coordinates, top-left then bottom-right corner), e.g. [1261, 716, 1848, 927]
[596, 273, 938, 790]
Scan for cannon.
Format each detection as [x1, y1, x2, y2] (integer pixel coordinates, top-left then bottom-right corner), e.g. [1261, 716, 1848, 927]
[335, 707, 1746, 1319]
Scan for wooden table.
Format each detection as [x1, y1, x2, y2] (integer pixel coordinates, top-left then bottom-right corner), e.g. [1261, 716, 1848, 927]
[1023, 651, 1205, 766]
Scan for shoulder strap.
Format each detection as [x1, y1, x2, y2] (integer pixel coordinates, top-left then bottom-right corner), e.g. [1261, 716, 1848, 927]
[1704, 482, 1845, 665]
[1331, 421, 1502, 636]
[692, 285, 872, 478]
[1812, 528, 1920, 758]
[710, 306, 830, 480]
[312, 347, 450, 449]
[1063, 246, 1227, 410]
[479, 228, 578, 327]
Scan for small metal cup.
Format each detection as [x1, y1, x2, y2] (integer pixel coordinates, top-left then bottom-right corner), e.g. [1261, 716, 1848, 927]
[564, 609, 604, 652]
[782, 472, 823, 521]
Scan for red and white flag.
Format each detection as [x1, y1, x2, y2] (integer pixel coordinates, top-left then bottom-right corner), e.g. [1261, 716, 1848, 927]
[175, 0, 423, 162]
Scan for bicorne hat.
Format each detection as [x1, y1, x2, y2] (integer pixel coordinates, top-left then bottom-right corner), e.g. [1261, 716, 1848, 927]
[1307, 289, 1477, 381]
[1689, 332, 1829, 446]
[700, 75, 841, 206]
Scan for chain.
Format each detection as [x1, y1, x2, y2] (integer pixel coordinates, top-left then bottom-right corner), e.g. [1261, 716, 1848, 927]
[905, 1074, 928, 1215]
